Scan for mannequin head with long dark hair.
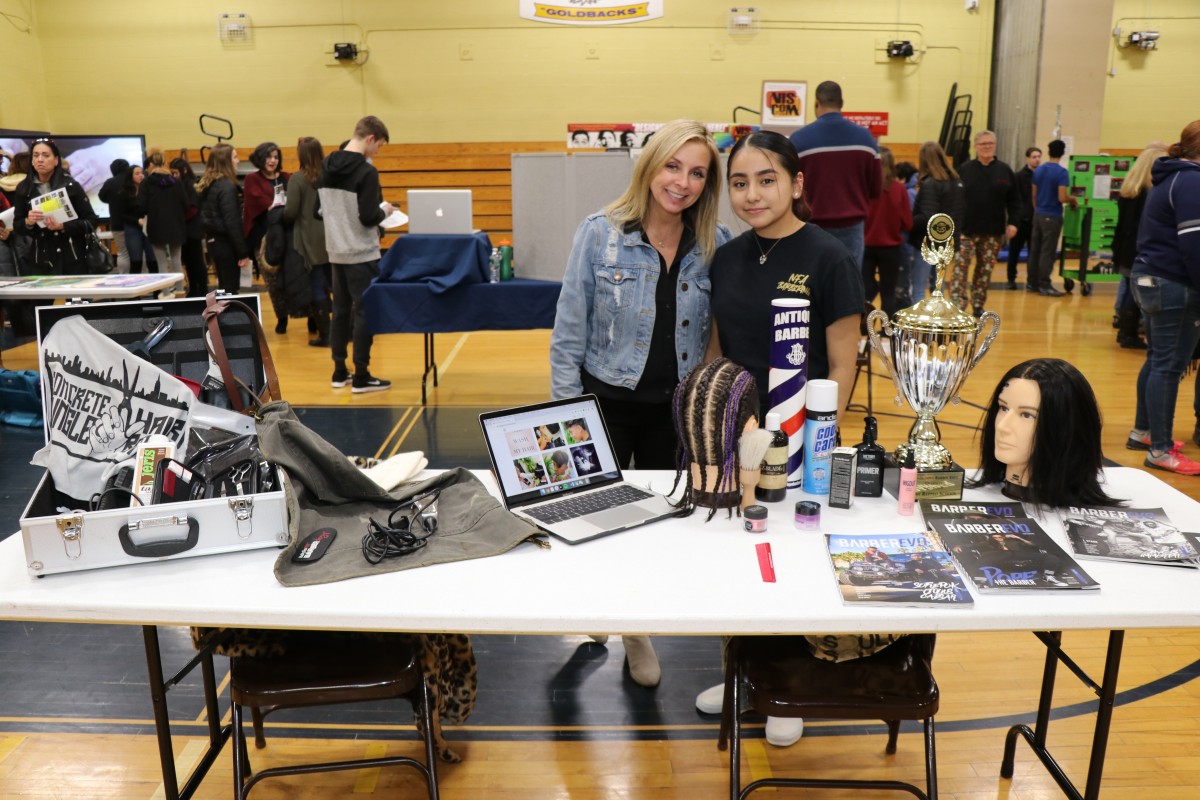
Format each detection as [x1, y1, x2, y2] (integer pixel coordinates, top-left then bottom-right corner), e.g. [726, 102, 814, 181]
[970, 358, 1120, 507]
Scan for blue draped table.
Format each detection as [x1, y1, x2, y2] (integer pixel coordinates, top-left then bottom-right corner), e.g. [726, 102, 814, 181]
[363, 277, 562, 402]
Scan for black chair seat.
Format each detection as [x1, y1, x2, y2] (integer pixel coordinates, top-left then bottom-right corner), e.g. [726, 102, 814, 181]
[229, 634, 439, 799]
[723, 634, 939, 800]
[738, 635, 938, 721]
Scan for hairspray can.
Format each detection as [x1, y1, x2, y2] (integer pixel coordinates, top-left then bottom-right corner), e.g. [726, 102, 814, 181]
[802, 379, 838, 495]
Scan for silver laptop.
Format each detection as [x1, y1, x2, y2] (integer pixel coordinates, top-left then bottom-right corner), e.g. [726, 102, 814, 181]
[406, 189, 474, 234]
[479, 395, 677, 544]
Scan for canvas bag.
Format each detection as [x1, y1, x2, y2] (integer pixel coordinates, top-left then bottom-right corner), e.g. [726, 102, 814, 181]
[253, 401, 538, 587]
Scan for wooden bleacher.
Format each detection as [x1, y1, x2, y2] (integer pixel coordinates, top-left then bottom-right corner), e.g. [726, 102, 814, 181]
[163, 139, 942, 250]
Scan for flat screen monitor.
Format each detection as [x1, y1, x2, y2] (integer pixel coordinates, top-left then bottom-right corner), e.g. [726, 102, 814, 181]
[0, 134, 146, 222]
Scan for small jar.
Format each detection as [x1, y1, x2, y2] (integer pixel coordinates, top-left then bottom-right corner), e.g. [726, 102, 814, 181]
[794, 500, 821, 531]
[743, 505, 768, 533]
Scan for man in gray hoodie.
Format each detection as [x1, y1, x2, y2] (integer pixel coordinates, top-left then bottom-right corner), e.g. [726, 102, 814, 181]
[318, 115, 394, 392]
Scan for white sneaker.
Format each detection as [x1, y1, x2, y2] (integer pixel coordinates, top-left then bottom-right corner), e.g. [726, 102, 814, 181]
[765, 716, 804, 747]
[695, 682, 725, 714]
[588, 635, 609, 645]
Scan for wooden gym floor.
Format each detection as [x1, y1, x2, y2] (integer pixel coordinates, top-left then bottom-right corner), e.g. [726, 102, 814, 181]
[0, 269, 1197, 798]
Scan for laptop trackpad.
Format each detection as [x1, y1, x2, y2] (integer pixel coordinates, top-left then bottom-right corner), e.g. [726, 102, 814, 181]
[583, 504, 653, 529]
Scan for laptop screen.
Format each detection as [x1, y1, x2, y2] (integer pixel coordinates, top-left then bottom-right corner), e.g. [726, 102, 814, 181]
[480, 396, 622, 507]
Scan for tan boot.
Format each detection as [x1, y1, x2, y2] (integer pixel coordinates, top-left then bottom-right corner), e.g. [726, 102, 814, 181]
[623, 635, 661, 687]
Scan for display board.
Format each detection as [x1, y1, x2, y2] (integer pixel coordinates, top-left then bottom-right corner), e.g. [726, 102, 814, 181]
[1064, 154, 1130, 254]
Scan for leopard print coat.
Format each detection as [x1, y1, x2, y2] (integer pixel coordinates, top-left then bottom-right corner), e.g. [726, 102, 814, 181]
[191, 627, 476, 762]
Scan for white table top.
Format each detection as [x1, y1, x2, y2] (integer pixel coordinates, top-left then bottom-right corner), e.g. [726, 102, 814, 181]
[0, 273, 182, 299]
[0, 468, 1196, 635]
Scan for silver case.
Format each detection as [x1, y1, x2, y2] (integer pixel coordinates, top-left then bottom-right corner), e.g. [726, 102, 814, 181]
[20, 294, 291, 577]
[19, 468, 290, 577]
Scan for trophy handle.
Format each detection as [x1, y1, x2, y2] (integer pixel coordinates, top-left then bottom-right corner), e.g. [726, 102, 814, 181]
[865, 309, 905, 404]
[970, 310, 1002, 370]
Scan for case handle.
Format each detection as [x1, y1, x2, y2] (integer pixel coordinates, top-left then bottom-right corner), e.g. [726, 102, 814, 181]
[118, 515, 200, 558]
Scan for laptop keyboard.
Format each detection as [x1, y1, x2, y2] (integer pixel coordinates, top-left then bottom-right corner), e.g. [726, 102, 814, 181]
[521, 484, 655, 524]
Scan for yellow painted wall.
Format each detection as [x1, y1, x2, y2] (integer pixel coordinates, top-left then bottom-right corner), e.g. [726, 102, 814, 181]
[19, 0, 995, 150]
[1103, 0, 1200, 149]
[0, 1, 48, 132]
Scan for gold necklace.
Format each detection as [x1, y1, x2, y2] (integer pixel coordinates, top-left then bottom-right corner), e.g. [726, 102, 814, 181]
[753, 234, 785, 264]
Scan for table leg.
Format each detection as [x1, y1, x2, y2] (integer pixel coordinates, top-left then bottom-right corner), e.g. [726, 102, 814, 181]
[421, 333, 439, 405]
[1001, 629, 1124, 800]
[142, 625, 232, 800]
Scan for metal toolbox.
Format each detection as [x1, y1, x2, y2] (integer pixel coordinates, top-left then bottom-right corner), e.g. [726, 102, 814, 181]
[19, 295, 290, 577]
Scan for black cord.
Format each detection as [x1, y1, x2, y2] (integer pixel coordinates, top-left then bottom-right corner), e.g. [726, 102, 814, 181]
[91, 487, 143, 511]
[361, 490, 440, 564]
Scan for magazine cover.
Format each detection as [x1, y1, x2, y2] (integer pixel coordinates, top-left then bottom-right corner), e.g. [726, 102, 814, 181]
[1060, 506, 1200, 567]
[920, 500, 1027, 529]
[826, 533, 973, 607]
[928, 517, 1099, 591]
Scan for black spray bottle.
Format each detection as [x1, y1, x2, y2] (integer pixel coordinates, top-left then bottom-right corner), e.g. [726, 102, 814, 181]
[854, 416, 885, 497]
[755, 412, 788, 502]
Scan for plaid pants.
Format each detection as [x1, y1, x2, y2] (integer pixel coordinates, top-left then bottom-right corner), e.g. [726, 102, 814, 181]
[948, 234, 1004, 311]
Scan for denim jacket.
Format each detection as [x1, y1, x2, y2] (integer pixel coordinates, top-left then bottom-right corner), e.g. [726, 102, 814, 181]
[550, 212, 732, 399]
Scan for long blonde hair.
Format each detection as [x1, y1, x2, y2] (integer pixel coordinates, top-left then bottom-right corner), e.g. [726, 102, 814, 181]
[1119, 147, 1167, 199]
[605, 119, 722, 263]
[918, 140, 958, 183]
[197, 143, 237, 193]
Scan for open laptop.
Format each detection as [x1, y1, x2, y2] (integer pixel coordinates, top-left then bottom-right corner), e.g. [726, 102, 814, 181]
[479, 395, 677, 543]
[406, 189, 474, 234]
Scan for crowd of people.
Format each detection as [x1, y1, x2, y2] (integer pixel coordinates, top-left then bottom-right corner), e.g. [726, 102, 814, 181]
[0, 115, 394, 393]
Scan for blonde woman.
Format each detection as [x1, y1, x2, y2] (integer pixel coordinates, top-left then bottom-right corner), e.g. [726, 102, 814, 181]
[549, 119, 732, 688]
[1111, 146, 1166, 349]
[197, 143, 250, 295]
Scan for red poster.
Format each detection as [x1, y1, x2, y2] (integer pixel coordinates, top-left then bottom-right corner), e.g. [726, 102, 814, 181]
[843, 112, 889, 137]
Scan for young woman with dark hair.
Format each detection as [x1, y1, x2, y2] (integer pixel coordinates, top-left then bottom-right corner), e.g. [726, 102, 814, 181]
[198, 143, 250, 295]
[1127, 119, 1200, 474]
[284, 136, 332, 346]
[244, 141, 291, 331]
[696, 130, 865, 748]
[170, 157, 207, 296]
[11, 137, 99, 275]
[970, 357, 1120, 507]
[707, 129, 863, 420]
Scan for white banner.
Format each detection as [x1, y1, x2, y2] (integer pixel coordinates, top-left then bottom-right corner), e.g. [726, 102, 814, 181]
[520, 0, 663, 26]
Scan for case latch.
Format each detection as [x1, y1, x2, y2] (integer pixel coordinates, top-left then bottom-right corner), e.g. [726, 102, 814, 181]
[55, 513, 85, 560]
[228, 496, 254, 539]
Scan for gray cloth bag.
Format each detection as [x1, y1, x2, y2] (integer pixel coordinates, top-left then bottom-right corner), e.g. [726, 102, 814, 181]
[255, 401, 538, 587]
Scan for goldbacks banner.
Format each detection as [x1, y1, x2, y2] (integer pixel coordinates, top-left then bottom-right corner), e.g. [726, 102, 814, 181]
[520, 0, 663, 25]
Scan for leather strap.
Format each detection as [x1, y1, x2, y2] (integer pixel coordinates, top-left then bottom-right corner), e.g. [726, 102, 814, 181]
[202, 291, 282, 413]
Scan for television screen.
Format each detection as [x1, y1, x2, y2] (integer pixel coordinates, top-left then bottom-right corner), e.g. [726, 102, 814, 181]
[0, 134, 146, 221]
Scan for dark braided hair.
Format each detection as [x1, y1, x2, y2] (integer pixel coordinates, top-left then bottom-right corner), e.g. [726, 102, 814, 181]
[671, 358, 760, 520]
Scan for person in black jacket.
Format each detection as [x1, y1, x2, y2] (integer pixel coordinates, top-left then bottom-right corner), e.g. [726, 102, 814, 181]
[171, 157, 207, 297]
[142, 150, 188, 294]
[198, 143, 250, 295]
[953, 131, 1023, 316]
[11, 137, 99, 275]
[1005, 146, 1041, 290]
[97, 158, 130, 272]
[1110, 147, 1165, 349]
[910, 141, 966, 295]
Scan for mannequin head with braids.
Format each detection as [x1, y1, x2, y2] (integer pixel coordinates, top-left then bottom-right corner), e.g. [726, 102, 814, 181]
[671, 358, 761, 520]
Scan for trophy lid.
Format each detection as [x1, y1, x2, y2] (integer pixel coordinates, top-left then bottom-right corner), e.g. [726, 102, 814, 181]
[892, 292, 979, 334]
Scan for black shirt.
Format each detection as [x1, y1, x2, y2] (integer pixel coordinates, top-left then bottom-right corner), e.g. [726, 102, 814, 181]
[710, 224, 864, 409]
[582, 226, 694, 403]
[958, 158, 1022, 236]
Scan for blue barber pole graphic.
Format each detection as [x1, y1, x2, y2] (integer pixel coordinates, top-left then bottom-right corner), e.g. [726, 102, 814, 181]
[769, 298, 810, 488]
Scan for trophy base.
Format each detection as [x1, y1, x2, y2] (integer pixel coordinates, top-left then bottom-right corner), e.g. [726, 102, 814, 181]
[884, 459, 965, 501]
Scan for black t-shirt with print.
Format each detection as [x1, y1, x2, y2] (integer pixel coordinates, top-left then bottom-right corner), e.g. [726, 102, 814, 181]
[711, 224, 864, 404]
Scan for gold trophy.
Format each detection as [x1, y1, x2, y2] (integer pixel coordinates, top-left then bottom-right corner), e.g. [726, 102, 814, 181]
[866, 213, 1000, 500]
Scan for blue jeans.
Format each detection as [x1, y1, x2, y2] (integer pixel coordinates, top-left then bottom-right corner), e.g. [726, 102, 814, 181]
[822, 221, 865, 269]
[1132, 274, 1200, 452]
